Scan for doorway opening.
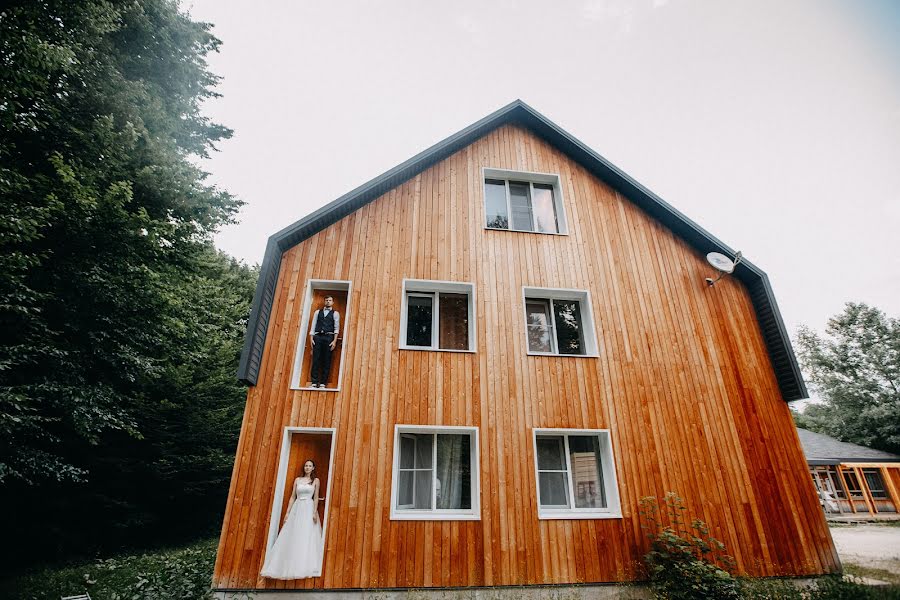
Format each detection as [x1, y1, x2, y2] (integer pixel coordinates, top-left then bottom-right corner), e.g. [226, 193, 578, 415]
[290, 280, 352, 391]
[264, 427, 337, 568]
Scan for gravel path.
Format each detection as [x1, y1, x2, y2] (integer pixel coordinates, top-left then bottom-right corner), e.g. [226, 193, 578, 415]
[829, 525, 900, 576]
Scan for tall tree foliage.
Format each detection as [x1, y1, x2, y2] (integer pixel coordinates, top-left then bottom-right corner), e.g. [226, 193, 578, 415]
[0, 0, 237, 481]
[794, 303, 900, 455]
[6, 248, 256, 564]
[0, 0, 255, 564]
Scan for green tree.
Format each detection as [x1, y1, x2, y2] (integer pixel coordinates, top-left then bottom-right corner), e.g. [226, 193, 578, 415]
[0, 0, 239, 484]
[794, 303, 900, 454]
[0, 0, 256, 566]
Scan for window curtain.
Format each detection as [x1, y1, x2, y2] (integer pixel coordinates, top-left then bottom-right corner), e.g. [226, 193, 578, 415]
[436, 434, 471, 509]
[536, 436, 569, 507]
[398, 434, 433, 509]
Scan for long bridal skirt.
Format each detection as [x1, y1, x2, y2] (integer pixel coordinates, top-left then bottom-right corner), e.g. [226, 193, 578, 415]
[260, 499, 323, 579]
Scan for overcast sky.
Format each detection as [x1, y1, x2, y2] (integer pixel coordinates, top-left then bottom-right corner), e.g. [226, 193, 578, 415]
[187, 0, 899, 338]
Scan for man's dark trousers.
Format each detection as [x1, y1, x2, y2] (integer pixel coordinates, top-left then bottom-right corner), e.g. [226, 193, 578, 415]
[311, 333, 334, 386]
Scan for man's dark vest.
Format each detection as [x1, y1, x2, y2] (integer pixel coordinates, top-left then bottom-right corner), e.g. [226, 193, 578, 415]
[315, 309, 336, 334]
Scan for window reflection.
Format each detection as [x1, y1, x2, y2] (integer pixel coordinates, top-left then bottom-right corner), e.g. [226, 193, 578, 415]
[568, 435, 606, 508]
[532, 183, 557, 233]
[553, 300, 584, 355]
[406, 295, 433, 347]
[483, 177, 560, 234]
[484, 179, 509, 229]
[526, 300, 553, 353]
[509, 181, 534, 231]
[438, 293, 469, 350]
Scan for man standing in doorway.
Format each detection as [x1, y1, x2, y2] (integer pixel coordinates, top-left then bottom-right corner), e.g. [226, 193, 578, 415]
[309, 296, 340, 388]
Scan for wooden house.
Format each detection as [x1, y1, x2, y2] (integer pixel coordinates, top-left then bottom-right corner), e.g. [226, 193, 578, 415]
[799, 428, 900, 519]
[213, 101, 840, 597]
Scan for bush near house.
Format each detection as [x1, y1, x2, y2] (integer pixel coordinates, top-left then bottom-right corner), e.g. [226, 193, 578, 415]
[640, 492, 900, 600]
[639, 492, 740, 600]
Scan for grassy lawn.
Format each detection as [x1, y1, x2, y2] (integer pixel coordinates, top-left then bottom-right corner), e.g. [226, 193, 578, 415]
[845, 563, 900, 586]
[4, 536, 899, 600]
[1, 538, 218, 600]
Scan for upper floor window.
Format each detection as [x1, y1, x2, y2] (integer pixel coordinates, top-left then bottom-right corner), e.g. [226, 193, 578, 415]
[522, 287, 598, 357]
[483, 168, 568, 235]
[400, 280, 475, 352]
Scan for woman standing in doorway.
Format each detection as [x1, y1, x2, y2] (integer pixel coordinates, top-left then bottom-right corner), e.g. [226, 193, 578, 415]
[260, 460, 323, 579]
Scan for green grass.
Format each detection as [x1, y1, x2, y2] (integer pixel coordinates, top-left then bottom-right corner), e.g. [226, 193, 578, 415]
[829, 520, 900, 528]
[1, 537, 218, 600]
[844, 563, 900, 586]
[4, 537, 900, 600]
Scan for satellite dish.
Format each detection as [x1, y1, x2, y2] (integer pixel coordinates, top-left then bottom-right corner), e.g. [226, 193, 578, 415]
[706, 252, 735, 274]
[705, 251, 742, 286]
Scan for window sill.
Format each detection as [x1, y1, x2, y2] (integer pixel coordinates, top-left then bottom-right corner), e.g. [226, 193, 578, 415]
[390, 511, 480, 521]
[538, 511, 622, 520]
[293, 386, 340, 392]
[526, 351, 599, 358]
[485, 226, 568, 237]
[399, 346, 476, 354]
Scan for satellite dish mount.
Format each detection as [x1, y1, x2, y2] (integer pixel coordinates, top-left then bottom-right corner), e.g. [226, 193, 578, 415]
[705, 251, 742, 286]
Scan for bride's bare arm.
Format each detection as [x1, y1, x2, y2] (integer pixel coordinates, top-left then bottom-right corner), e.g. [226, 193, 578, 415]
[283, 478, 298, 523]
[312, 478, 320, 523]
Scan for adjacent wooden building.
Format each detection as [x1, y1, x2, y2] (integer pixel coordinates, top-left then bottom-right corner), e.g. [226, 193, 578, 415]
[213, 101, 840, 595]
[799, 427, 900, 519]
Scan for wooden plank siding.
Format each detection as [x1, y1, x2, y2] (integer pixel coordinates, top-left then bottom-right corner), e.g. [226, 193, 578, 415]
[213, 124, 839, 591]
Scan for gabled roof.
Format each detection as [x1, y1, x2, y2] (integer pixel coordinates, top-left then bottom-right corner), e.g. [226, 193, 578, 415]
[237, 100, 808, 401]
[797, 428, 900, 465]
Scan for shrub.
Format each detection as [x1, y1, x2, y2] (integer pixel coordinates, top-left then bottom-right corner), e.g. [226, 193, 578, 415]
[639, 492, 739, 600]
[4, 538, 217, 600]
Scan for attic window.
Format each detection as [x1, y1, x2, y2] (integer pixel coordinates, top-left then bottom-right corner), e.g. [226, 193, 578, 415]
[483, 168, 568, 235]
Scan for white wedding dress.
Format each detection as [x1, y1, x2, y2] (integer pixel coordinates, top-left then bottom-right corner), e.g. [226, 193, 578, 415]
[260, 479, 323, 579]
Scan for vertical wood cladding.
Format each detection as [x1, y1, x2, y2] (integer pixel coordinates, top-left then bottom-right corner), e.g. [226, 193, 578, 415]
[214, 125, 839, 590]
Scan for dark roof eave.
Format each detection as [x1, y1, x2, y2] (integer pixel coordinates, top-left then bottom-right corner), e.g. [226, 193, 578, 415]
[236, 100, 808, 401]
[808, 458, 900, 465]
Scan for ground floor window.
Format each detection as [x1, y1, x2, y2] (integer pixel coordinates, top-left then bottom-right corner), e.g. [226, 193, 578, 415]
[863, 469, 888, 499]
[390, 425, 480, 520]
[863, 468, 897, 513]
[809, 466, 849, 514]
[532, 429, 621, 519]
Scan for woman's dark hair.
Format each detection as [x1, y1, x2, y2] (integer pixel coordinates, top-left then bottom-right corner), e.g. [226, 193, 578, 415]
[302, 459, 317, 481]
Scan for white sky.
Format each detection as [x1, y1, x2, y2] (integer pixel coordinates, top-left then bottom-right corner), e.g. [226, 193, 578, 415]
[187, 0, 900, 338]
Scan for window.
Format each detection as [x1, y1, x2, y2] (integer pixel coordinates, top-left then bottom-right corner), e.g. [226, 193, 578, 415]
[532, 429, 621, 519]
[390, 426, 480, 520]
[522, 287, 598, 356]
[483, 168, 567, 234]
[842, 470, 864, 498]
[400, 280, 475, 352]
[863, 469, 889, 499]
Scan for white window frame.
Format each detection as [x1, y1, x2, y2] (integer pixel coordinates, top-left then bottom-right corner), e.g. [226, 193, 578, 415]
[264, 427, 338, 556]
[390, 425, 481, 521]
[532, 428, 622, 520]
[482, 167, 569, 235]
[399, 279, 476, 353]
[289, 279, 353, 391]
[522, 287, 599, 357]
